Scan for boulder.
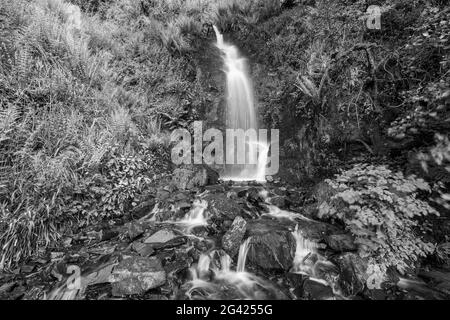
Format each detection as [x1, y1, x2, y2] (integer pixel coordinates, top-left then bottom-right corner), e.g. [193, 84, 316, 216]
[144, 229, 178, 244]
[203, 193, 243, 220]
[247, 228, 296, 271]
[222, 216, 247, 257]
[172, 164, 219, 190]
[110, 256, 166, 296]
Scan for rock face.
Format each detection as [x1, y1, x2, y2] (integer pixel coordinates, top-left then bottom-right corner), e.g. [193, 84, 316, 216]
[222, 216, 247, 257]
[247, 228, 296, 271]
[172, 164, 219, 190]
[333, 252, 368, 296]
[109, 256, 166, 296]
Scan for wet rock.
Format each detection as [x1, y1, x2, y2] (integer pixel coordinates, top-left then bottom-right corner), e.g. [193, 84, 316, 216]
[172, 164, 219, 190]
[161, 251, 192, 276]
[174, 200, 191, 211]
[246, 218, 294, 236]
[131, 199, 155, 219]
[204, 193, 243, 220]
[333, 252, 368, 296]
[247, 229, 296, 271]
[144, 229, 178, 244]
[247, 187, 263, 204]
[269, 196, 287, 209]
[301, 279, 334, 300]
[222, 216, 247, 257]
[132, 242, 155, 257]
[110, 256, 166, 296]
[83, 262, 117, 289]
[294, 219, 343, 244]
[325, 233, 357, 252]
[126, 221, 145, 240]
[312, 260, 340, 285]
[152, 237, 187, 250]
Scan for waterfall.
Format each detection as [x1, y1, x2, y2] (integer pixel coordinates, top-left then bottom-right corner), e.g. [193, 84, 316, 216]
[213, 26, 268, 182]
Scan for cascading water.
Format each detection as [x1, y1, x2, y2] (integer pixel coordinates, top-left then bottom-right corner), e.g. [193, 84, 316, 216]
[213, 26, 268, 182]
[292, 225, 320, 275]
[174, 199, 208, 233]
[186, 238, 277, 300]
[236, 237, 251, 273]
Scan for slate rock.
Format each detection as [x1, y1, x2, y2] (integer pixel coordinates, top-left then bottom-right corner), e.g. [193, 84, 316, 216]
[144, 229, 178, 244]
[247, 229, 296, 271]
[222, 216, 247, 257]
[110, 256, 166, 296]
[132, 242, 155, 257]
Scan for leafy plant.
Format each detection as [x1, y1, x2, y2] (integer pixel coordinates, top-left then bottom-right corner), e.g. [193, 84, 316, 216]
[319, 164, 439, 286]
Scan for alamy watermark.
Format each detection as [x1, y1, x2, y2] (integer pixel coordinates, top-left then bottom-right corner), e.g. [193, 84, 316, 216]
[170, 121, 279, 176]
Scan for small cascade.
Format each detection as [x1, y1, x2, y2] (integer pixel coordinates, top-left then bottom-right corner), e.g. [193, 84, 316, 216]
[175, 199, 208, 233]
[186, 238, 278, 299]
[237, 237, 251, 272]
[292, 225, 320, 275]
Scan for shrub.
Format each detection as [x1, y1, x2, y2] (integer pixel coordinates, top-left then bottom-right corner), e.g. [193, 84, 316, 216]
[69, 150, 153, 223]
[318, 164, 438, 286]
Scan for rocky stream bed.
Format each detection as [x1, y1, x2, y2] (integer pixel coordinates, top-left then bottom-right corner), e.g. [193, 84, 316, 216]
[1, 165, 449, 300]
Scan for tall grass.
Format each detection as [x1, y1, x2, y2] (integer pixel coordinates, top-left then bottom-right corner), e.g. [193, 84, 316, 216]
[0, 0, 137, 269]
